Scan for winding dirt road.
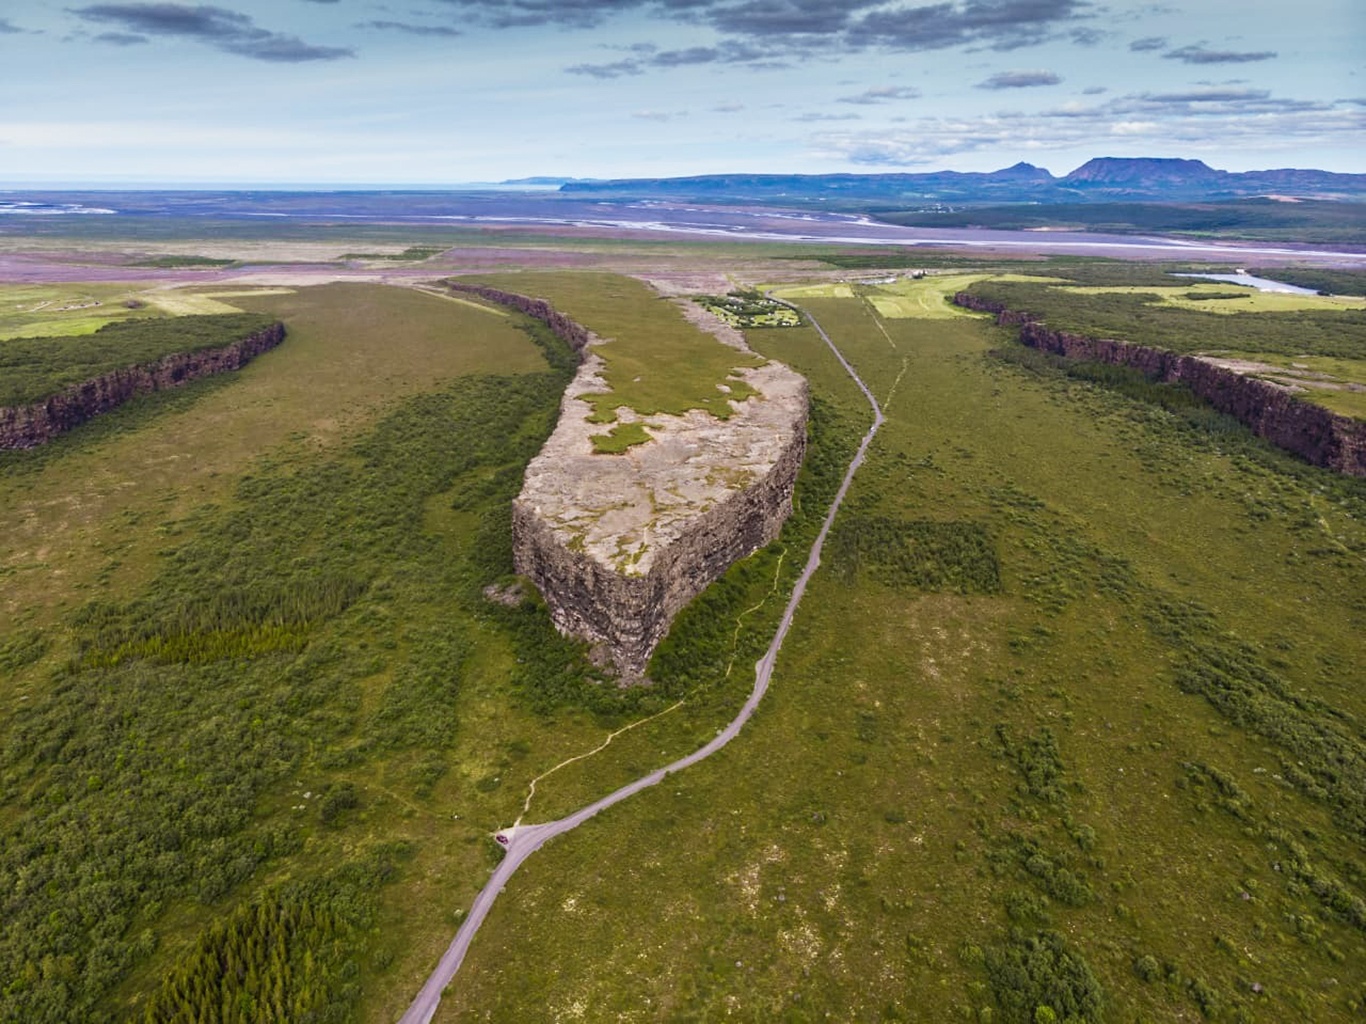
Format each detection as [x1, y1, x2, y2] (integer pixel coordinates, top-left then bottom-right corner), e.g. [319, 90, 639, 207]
[397, 302, 883, 1024]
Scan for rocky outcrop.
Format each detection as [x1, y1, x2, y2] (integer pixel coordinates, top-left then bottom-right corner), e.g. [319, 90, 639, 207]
[0, 322, 286, 449]
[445, 283, 592, 355]
[956, 291, 1366, 477]
[469, 283, 808, 679]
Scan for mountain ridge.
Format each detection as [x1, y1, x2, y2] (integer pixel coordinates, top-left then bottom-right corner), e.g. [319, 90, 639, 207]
[558, 157, 1366, 204]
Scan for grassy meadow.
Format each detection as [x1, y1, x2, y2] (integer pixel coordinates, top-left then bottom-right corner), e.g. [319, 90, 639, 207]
[2, 276, 771, 1023]
[438, 275, 1366, 1023]
[453, 272, 765, 450]
[2, 252, 1364, 1024]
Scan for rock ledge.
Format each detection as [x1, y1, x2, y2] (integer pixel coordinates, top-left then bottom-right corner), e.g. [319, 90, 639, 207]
[485, 284, 809, 678]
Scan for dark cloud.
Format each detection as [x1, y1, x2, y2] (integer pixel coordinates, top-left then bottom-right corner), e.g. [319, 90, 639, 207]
[1127, 35, 1166, 51]
[1081, 85, 1105, 94]
[850, 0, 1092, 53]
[1142, 87, 1269, 103]
[793, 111, 861, 121]
[457, 0, 1093, 63]
[1068, 26, 1104, 45]
[0, 17, 25, 33]
[706, 0, 880, 36]
[711, 102, 745, 111]
[356, 20, 463, 37]
[631, 109, 688, 121]
[1164, 44, 1276, 64]
[69, 3, 356, 61]
[435, 0, 654, 29]
[976, 68, 1061, 89]
[837, 85, 921, 104]
[566, 58, 642, 78]
[567, 38, 782, 76]
[94, 30, 150, 43]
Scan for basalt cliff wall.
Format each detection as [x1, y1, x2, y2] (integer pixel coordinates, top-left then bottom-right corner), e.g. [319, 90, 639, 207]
[954, 291, 1366, 478]
[0, 322, 286, 449]
[512, 408, 806, 678]
[445, 283, 592, 355]
[461, 280, 808, 679]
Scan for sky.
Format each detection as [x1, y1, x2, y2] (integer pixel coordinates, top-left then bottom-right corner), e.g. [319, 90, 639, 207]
[2, 0, 1363, 184]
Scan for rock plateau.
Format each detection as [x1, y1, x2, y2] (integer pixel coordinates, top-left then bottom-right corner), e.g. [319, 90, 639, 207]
[455, 281, 809, 679]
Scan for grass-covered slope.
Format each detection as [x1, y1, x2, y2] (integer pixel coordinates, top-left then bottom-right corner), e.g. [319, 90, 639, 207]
[0, 313, 278, 406]
[0, 283, 680, 1023]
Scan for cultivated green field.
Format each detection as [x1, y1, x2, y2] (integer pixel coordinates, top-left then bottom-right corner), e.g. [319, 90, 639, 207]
[438, 281, 1366, 1023]
[0, 284, 170, 340]
[1062, 283, 1363, 315]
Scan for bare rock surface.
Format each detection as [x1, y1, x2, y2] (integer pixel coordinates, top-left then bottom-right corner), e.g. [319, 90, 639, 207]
[511, 289, 808, 679]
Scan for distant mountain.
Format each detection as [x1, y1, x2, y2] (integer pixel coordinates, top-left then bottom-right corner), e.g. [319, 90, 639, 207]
[558, 158, 1366, 205]
[500, 176, 597, 186]
[1063, 157, 1223, 186]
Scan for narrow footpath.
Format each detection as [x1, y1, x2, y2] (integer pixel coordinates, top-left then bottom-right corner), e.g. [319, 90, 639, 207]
[397, 302, 884, 1024]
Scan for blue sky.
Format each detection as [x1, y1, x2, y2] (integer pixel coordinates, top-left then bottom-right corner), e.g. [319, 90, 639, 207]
[3, 0, 1363, 183]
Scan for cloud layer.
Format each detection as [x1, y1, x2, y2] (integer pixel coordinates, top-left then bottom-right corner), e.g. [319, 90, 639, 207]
[71, 3, 354, 62]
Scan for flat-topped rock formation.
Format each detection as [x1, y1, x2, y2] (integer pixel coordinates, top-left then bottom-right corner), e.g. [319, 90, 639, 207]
[496, 287, 808, 679]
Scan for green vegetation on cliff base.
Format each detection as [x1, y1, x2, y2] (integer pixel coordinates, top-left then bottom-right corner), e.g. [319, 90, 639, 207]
[0, 313, 278, 406]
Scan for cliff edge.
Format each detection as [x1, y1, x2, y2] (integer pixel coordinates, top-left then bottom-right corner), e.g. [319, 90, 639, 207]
[463, 281, 808, 679]
[955, 291, 1366, 478]
[0, 322, 287, 449]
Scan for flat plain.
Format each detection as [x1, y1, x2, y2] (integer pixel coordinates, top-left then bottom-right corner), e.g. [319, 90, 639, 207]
[1, 229, 1364, 1024]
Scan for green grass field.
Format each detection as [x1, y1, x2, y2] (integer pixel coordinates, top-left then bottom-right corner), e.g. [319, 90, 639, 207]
[1063, 283, 1364, 315]
[0, 280, 710, 1023]
[3, 253, 1365, 1024]
[437, 283, 1366, 1023]
[0, 283, 172, 340]
[455, 272, 765, 451]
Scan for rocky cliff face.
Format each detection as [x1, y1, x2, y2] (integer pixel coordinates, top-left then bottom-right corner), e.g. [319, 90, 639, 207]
[0, 322, 286, 449]
[465, 281, 808, 679]
[955, 291, 1366, 478]
[444, 283, 592, 355]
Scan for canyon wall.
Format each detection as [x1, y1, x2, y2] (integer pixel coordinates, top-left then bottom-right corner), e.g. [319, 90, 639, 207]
[445, 283, 592, 355]
[460, 280, 808, 679]
[512, 400, 806, 677]
[0, 322, 286, 449]
[955, 291, 1366, 477]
